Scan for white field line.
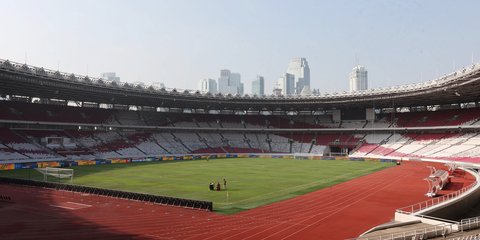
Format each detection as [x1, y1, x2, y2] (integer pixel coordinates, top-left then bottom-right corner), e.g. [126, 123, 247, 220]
[216, 165, 386, 206]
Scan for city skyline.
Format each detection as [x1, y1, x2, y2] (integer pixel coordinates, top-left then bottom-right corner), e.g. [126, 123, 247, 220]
[200, 58, 308, 96]
[1, 1, 479, 95]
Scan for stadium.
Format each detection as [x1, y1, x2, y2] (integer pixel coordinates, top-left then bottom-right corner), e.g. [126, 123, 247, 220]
[0, 57, 480, 240]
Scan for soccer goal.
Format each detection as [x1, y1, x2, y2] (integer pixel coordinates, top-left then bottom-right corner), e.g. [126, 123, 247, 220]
[36, 167, 74, 184]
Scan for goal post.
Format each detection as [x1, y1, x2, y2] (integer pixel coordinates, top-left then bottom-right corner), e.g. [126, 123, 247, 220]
[36, 167, 74, 184]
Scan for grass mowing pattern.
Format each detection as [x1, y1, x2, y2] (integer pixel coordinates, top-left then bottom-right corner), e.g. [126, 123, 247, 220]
[0, 158, 394, 214]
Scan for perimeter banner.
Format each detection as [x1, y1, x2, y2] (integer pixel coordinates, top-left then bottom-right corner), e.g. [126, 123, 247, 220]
[111, 159, 129, 164]
[77, 160, 96, 166]
[0, 164, 15, 170]
[37, 161, 61, 168]
[14, 162, 37, 169]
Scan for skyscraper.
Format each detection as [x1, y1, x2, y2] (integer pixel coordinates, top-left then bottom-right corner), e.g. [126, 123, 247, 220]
[198, 78, 217, 93]
[277, 73, 295, 95]
[217, 69, 244, 95]
[230, 73, 243, 95]
[218, 69, 231, 94]
[349, 65, 368, 92]
[252, 75, 265, 96]
[286, 58, 310, 94]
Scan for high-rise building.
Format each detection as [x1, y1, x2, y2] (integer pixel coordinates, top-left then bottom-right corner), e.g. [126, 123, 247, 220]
[349, 65, 368, 92]
[217, 69, 243, 95]
[100, 72, 120, 82]
[252, 75, 265, 96]
[198, 78, 217, 93]
[286, 58, 310, 94]
[230, 73, 243, 95]
[218, 69, 231, 94]
[277, 73, 295, 95]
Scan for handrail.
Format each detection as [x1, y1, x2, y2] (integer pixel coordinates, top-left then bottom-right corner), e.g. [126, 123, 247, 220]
[354, 223, 454, 240]
[356, 215, 480, 240]
[396, 181, 477, 214]
[459, 216, 480, 231]
[461, 216, 480, 225]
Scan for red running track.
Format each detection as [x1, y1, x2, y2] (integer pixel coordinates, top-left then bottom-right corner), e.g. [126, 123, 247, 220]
[0, 161, 474, 240]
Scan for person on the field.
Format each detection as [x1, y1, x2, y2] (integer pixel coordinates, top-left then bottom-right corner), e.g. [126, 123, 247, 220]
[216, 182, 221, 191]
[223, 178, 227, 190]
[209, 182, 214, 191]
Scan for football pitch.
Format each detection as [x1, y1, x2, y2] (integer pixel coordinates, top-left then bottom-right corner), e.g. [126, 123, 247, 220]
[0, 158, 394, 214]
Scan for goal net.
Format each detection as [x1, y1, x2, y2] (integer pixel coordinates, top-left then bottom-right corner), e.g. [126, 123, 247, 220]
[36, 167, 74, 184]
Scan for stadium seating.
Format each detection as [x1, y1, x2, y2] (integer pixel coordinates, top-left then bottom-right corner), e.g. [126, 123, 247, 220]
[0, 128, 58, 160]
[350, 131, 480, 163]
[387, 108, 480, 127]
[362, 133, 392, 144]
[0, 101, 112, 124]
[341, 120, 367, 129]
[3, 100, 480, 162]
[268, 135, 289, 153]
[0, 143, 28, 161]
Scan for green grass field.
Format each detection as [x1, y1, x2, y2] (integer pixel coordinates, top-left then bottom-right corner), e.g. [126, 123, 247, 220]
[0, 158, 394, 214]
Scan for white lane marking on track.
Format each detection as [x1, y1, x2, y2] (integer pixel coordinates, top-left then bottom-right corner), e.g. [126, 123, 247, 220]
[66, 202, 92, 207]
[219, 167, 412, 240]
[49, 204, 77, 210]
[200, 167, 399, 240]
[49, 201, 92, 210]
[274, 171, 413, 240]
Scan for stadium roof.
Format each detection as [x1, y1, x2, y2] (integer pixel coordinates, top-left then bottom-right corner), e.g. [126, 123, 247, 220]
[1, 58, 480, 111]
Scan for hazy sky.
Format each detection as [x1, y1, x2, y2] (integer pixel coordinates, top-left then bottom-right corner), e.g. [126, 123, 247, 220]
[1, 0, 479, 94]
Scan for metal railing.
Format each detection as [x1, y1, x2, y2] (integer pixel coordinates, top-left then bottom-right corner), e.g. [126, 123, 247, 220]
[460, 216, 480, 231]
[356, 215, 480, 240]
[396, 181, 477, 214]
[356, 223, 454, 240]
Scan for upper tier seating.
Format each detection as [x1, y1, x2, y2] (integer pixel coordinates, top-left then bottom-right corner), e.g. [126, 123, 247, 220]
[351, 132, 480, 163]
[2, 100, 480, 129]
[388, 108, 480, 127]
[0, 101, 112, 124]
